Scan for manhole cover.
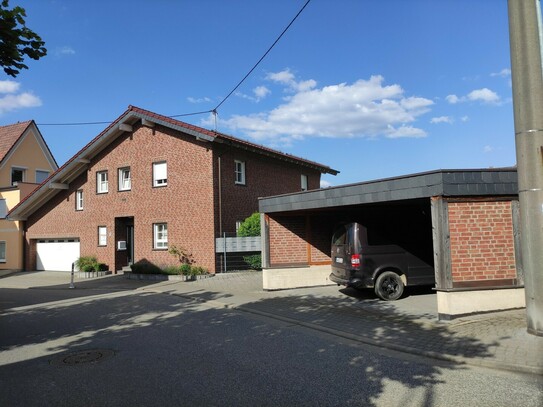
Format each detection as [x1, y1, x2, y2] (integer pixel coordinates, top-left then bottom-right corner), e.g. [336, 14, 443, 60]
[50, 349, 115, 366]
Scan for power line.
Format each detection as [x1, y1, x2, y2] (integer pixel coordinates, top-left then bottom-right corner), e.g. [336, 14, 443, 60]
[213, 0, 312, 112]
[36, 0, 312, 127]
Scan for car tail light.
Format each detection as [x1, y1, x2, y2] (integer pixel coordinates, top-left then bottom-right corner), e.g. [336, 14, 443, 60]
[351, 254, 361, 267]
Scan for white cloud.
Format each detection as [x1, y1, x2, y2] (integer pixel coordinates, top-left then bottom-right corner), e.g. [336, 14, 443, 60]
[483, 145, 494, 153]
[491, 68, 511, 78]
[187, 96, 211, 104]
[430, 116, 453, 124]
[467, 88, 500, 104]
[55, 46, 75, 56]
[219, 74, 433, 144]
[461, 116, 469, 122]
[0, 80, 20, 94]
[320, 179, 332, 188]
[0, 92, 42, 114]
[446, 94, 460, 104]
[266, 69, 317, 92]
[446, 88, 500, 105]
[253, 86, 270, 101]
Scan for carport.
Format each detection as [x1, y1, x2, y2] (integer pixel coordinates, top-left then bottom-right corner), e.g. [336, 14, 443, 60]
[259, 168, 524, 319]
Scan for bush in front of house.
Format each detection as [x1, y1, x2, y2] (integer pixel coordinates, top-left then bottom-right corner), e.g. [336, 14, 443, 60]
[130, 259, 163, 275]
[75, 256, 98, 272]
[130, 260, 209, 277]
[243, 254, 262, 270]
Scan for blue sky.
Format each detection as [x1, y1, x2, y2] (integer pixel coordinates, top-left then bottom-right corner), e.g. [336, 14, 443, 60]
[2, 0, 514, 186]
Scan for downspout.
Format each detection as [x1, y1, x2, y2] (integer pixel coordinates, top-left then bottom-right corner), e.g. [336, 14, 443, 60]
[218, 155, 222, 236]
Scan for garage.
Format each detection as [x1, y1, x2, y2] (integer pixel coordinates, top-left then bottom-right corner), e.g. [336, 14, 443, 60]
[36, 239, 80, 271]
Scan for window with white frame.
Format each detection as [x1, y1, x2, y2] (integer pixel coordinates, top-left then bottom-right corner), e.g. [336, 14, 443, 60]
[153, 162, 167, 187]
[35, 170, 49, 184]
[301, 174, 308, 191]
[234, 160, 245, 185]
[96, 171, 108, 193]
[0, 241, 5, 262]
[118, 167, 131, 191]
[76, 190, 83, 211]
[153, 223, 168, 249]
[11, 167, 25, 185]
[98, 226, 107, 246]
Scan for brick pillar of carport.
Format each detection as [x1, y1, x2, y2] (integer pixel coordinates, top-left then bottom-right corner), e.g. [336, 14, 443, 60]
[431, 196, 524, 319]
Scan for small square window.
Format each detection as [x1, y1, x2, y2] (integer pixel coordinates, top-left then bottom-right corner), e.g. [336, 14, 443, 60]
[153, 223, 168, 249]
[76, 190, 83, 211]
[11, 167, 25, 185]
[235, 160, 245, 185]
[98, 226, 107, 246]
[118, 167, 131, 191]
[0, 241, 5, 262]
[153, 162, 167, 187]
[97, 171, 108, 193]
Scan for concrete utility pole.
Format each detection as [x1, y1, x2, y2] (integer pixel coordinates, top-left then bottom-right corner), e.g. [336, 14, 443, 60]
[508, 0, 543, 336]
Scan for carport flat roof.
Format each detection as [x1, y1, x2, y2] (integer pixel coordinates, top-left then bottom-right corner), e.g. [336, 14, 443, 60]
[259, 168, 518, 213]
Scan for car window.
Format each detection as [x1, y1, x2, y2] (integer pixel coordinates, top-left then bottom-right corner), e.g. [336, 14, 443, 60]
[332, 226, 348, 245]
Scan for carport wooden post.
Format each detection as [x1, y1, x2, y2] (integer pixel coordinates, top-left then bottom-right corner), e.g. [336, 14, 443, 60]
[260, 213, 270, 268]
[430, 196, 453, 290]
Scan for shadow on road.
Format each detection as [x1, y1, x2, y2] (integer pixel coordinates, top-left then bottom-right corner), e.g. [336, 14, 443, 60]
[0, 278, 510, 406]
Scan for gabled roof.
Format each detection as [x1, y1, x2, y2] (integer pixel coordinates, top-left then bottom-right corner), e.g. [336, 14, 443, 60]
[0, 121, 32, 163]
[0, 120, 58, 172]
[9, 105, 338, 220]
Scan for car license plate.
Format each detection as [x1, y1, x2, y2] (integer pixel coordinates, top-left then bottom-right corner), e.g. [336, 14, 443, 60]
[335, 257, 343, 264]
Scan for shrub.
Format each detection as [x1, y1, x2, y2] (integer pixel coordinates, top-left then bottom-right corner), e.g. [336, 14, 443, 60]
[237, 212, 260, 237]
[180, 264, 192, 276]
[243, 254, 262, 270]
[75, 256, 99, 272]
[162, 265, 181, 275]
[168, 245, 194, 265]
[191, 266, 208, 276]
[130, 259, 162, 274]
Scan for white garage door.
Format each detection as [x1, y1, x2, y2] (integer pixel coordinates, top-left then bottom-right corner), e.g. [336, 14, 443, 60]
[36, 239, 80, 271]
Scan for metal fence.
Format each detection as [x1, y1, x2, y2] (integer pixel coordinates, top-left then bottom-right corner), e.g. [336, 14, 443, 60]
[215, 234, 261, 273]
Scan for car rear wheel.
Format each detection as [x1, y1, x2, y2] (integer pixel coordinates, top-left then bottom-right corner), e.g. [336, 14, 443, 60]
[374, 271, 404, 301]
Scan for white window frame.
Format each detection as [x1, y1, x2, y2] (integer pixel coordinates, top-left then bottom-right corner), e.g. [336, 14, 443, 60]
[235, 160, 246, 185]
[98, 226, 107, 246]
[301, 174, 308, 191]
[11, 167, 26, 185]
[76, 190, 83, 211]
[0, 241, 5, 262]
[118, 167, 131, 191]
[153, 162, 167, 187]
[35, 170, 50, 184]
[97, 171, 109, 194]
[153, 223, 168, 249]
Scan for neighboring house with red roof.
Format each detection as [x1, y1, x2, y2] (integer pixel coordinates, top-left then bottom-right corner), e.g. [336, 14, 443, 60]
[9, 106, 337, 273]
[0, 121, 58, 270]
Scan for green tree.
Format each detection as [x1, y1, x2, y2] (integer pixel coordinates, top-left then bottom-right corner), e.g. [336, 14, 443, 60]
[0, 0, 46, 77]
[237, 212, 260, 237]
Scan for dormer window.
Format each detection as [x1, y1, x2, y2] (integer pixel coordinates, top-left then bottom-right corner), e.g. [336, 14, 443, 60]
[11, 167, 25, 185]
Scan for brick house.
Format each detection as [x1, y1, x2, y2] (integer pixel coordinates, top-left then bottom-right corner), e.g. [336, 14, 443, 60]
[9, 106, 337, 273]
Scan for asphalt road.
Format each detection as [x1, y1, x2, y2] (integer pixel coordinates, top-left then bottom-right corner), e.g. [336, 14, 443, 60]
[1, 287, 541, 407]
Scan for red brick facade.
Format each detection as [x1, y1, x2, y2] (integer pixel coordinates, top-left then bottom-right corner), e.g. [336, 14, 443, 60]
[22, 113, 329, 273]
[448, 200, 517, 283]
[267, 214, 333, 266]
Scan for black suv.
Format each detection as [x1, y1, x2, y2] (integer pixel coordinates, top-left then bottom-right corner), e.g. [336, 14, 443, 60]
[329, 222, 435, 300]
